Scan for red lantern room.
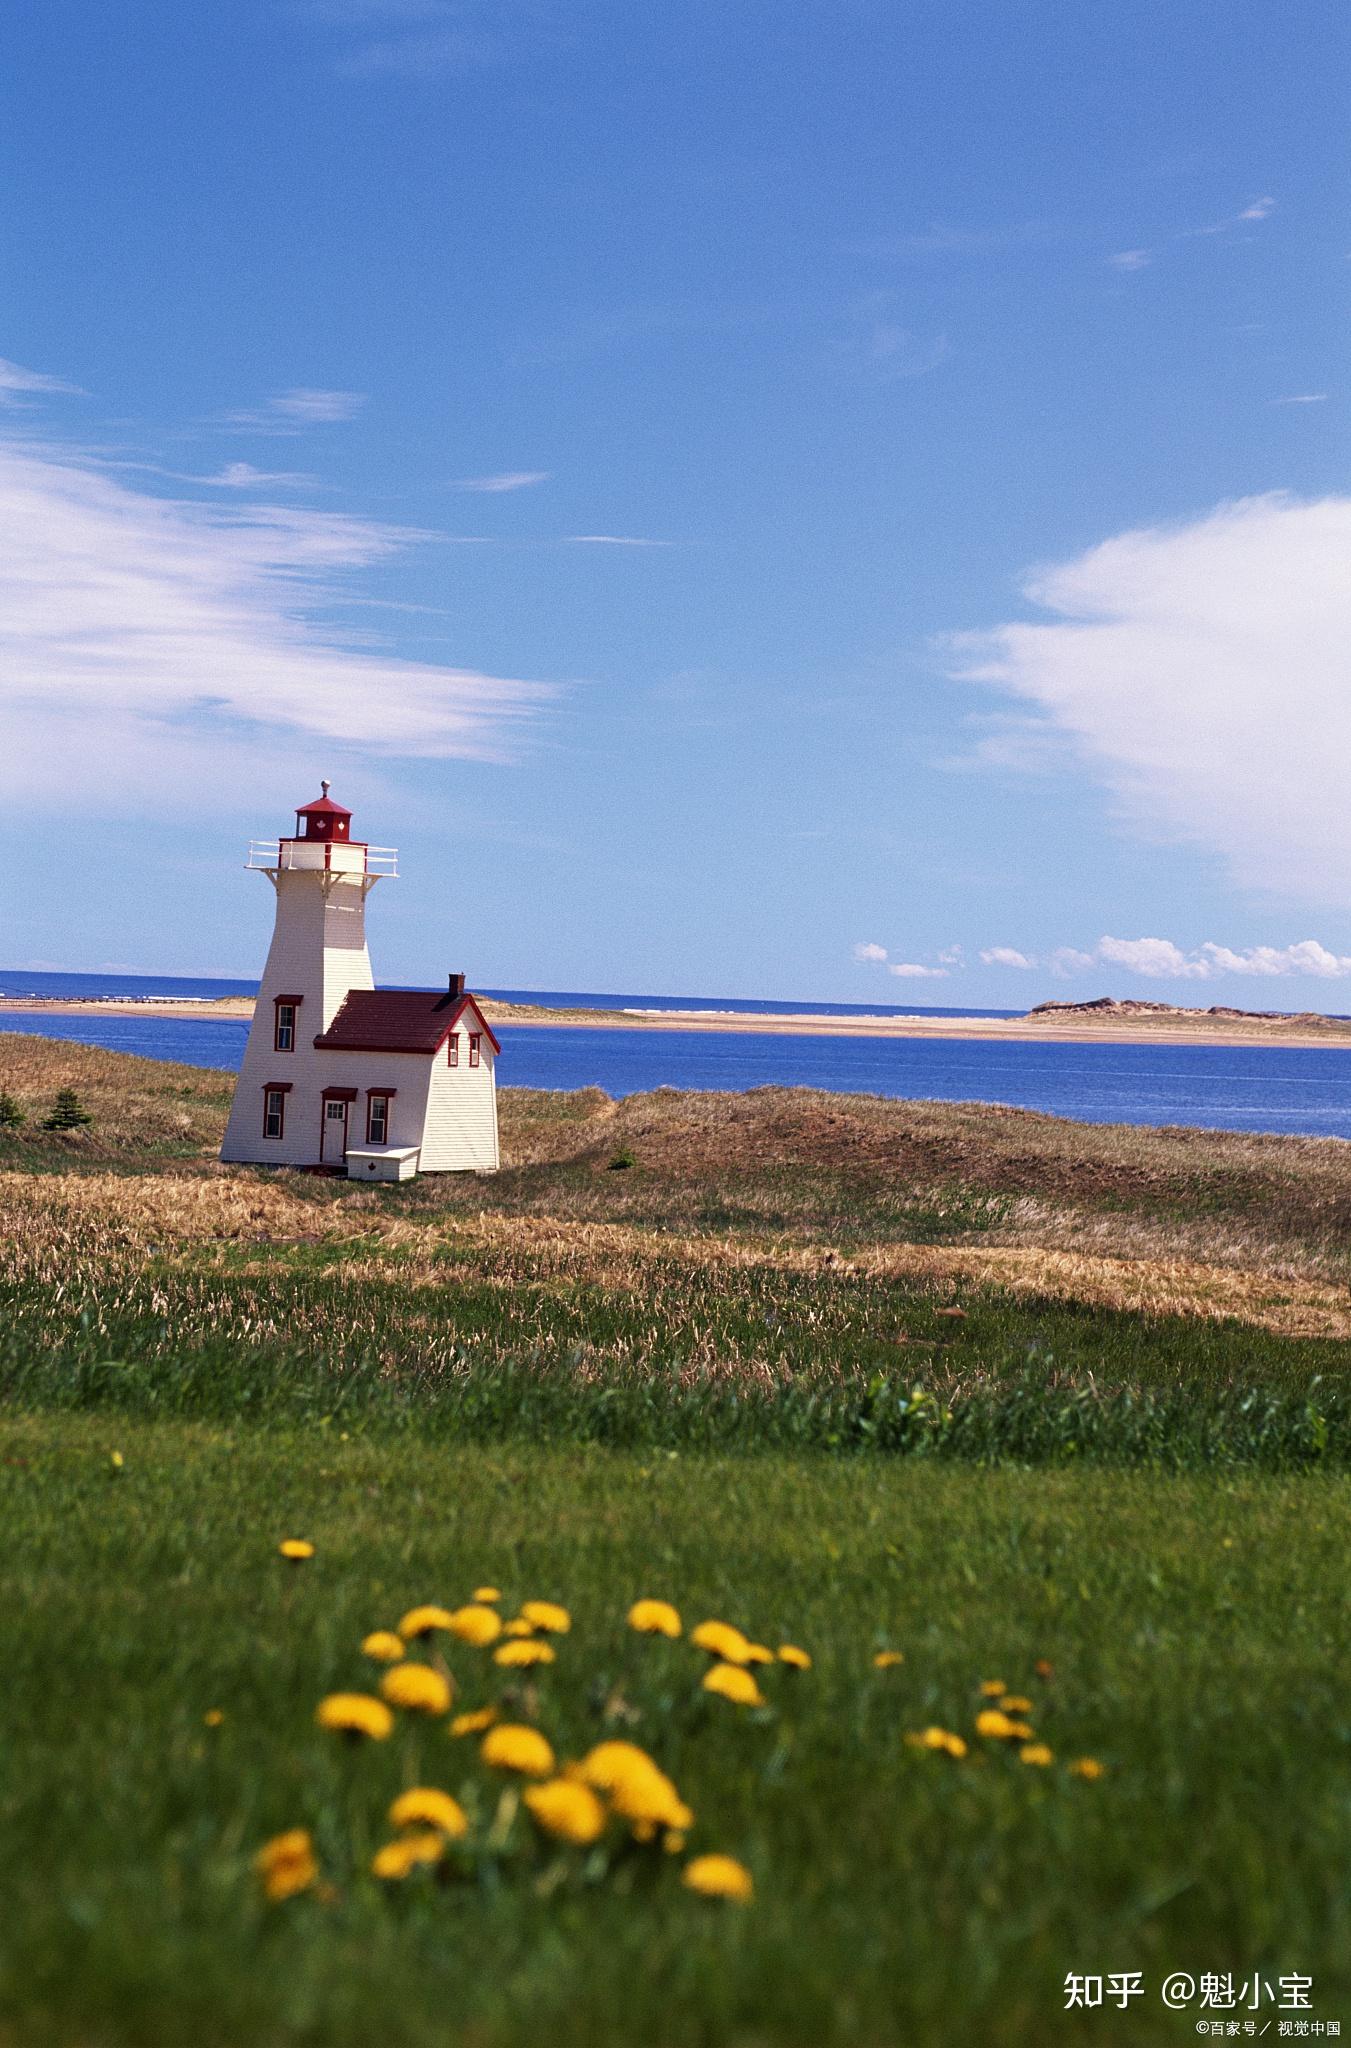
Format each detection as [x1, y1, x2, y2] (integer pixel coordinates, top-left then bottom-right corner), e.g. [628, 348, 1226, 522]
[295, 780, 352, 842]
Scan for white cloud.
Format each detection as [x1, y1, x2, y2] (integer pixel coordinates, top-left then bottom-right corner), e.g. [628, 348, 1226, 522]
[1098, 935, 1206, 979]
[223, 388, 366, 431]
[1050, 947, 1096, 977]
[980, 946, 1036, 969]
[853, 941, 888, 962]
[1109, 249, 1153, 272]
[565, 534, 673, 547]
[207, 462, 316, 489]
[949, 491, 1351, 904]
[453, 471, 550, 493]
[888, 961, 948, 979]
[0, 436, 554, 813]
[1237, 196, 1277, 222]
[1273, 393, 1328, 405]
[0, 357, 84, 401]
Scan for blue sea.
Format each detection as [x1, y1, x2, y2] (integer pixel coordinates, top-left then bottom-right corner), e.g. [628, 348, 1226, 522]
[4, 970, 1351, 1140]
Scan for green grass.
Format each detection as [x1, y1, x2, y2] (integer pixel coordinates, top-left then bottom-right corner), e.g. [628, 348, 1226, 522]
[2, 1414, 1348, 2048]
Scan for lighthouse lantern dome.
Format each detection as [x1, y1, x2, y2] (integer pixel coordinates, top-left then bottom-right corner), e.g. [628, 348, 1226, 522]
[295, 779, 352, 843]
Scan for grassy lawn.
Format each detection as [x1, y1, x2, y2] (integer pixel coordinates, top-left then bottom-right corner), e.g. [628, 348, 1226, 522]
[4, 1413, 1349, 2048]
[2, 1034, 1349, 2044]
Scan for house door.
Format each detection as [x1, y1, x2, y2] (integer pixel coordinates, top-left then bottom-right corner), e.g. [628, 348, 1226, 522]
[321, 1098, 349, 1165]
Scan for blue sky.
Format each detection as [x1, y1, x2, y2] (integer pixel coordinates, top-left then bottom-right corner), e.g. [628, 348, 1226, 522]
[1, 0, 1349, 1005]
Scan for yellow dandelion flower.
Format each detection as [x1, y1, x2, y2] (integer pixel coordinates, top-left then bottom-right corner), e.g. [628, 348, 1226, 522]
[998, 1695, 1033, 1715]
[777, 1645, 811, 1669]
[663, 1829, 687, 1854]
[682, 1854, 754, 1903]
[979, 1679, 1008, 1697]
[481, 1723, 555, 1777]
[203, 1708, 225, 1728]
[1020, 1743, 1054, 1767]
[975, 1708, 1019, 1740]
[493, 1637, 555, 1669]
[315, 1693, 394, 1740]
[278, 1539, 315, 1561]
[380, 1664, 453, 1715]
[743, 1643, 774, 1665]
[449, 1705, 498, 1737]
[472, 1586, 501, 1603]
[1069, 1757, 1105, 1781]
[501, 1617, 536, 1637]
[690, 1620, 753, 1664]
[361, 1631, 406, 1664]
[447, 1603, 502, 1646]
[905, 1725, 966, 1757]
[873, 1650, 904, 1669]
[702, 1662, 766, 1708]
[255, 1828, 317, 1902]
[371, 1831, 445, 1881]
[577, 1743, 692, 1831]
[519, 1600, 571, 1634]
[397, 1605, 456, 1639]
[1006, 1721, 1035, 1741]
[388, 1787, 469, 1837]
[523, 1777, 607, 1845]
[627, 1598, 682, 1638]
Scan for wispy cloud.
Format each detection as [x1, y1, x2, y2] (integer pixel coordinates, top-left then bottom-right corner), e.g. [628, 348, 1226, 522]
[302, 0, 506, 78]
[452, 470, 551, 493]
[839, 293, 948, 383]
[0, 357, 84, 401]
[948, 491, 1351, 905]
[980, 947, 1036, 969]
[888, 961, 948, 979]
[565, 534, 673, 547]
[0, 433, 554, 814]
[977, 936, 1351, 980]
[1108, 195, 1277, 274]
[1273, 393, 1328, 406]
[853, 941, 888, 963]
[221, 388, 366, 432]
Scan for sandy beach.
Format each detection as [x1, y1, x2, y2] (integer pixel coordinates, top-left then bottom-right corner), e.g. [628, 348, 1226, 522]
[3, 993, 1351, 1050]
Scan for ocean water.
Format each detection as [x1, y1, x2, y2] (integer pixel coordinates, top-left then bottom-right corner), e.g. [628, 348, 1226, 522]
[4, 991, 1351, 1138]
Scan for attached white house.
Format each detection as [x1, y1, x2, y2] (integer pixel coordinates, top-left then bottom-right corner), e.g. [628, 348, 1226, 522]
[219, 785, 500, 1178]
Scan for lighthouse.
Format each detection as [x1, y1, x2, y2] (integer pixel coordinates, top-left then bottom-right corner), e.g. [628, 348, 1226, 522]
[219, 786, 500, 1177]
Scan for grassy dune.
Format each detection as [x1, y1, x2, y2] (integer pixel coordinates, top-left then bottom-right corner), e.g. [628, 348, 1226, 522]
[1, 1033, 1349, 2045]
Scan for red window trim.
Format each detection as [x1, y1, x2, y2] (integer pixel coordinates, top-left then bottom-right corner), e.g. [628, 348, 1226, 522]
[272, 993, 302, 1052]
[468, 1032, 481, 1067]
[320, 1087, 359, 1102]
[261, 1083, 291, 1141]
[448, 1033, 459, 1066]
[365, 1091, 393, 1144]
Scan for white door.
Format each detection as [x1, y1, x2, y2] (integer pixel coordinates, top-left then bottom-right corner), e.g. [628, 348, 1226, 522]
[321, 1098, 349, 1165]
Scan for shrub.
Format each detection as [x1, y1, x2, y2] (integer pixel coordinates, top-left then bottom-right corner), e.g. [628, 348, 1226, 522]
[0, 1093, 25, 1129]
[43, 1090, 93, 1132]
[607, 1147, 636, 1171]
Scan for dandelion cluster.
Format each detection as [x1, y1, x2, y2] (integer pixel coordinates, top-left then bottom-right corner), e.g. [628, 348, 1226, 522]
[260, 1580, 779, 1911]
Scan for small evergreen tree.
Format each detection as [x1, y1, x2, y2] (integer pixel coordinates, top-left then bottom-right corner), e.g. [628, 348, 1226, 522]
[0, 1092, 25, 1129]
[43, 1089, 93, 1131]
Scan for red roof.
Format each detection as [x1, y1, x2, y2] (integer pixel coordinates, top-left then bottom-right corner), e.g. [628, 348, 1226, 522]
[297, 790, 352, 819]
[313, 989, 501, 1055]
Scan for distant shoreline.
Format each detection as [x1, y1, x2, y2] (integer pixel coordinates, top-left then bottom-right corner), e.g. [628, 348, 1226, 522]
[3, 993, 1351, 1051]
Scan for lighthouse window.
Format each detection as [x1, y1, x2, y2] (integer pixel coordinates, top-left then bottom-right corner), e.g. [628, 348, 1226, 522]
[367, 1094, 389, 1145]
[448, 1034, 459, 1067]
[469, 1033, 482, 1068]
[274, 1002, 296, 1052]
[263, 1088, 286, 1140]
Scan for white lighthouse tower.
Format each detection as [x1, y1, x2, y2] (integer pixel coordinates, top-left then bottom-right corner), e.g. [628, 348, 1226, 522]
[220, 785, 500, 1176]
[220, 783, 397, 1168]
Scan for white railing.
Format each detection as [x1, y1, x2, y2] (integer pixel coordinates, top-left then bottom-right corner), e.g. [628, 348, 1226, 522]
[245, 840, 399, 877]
